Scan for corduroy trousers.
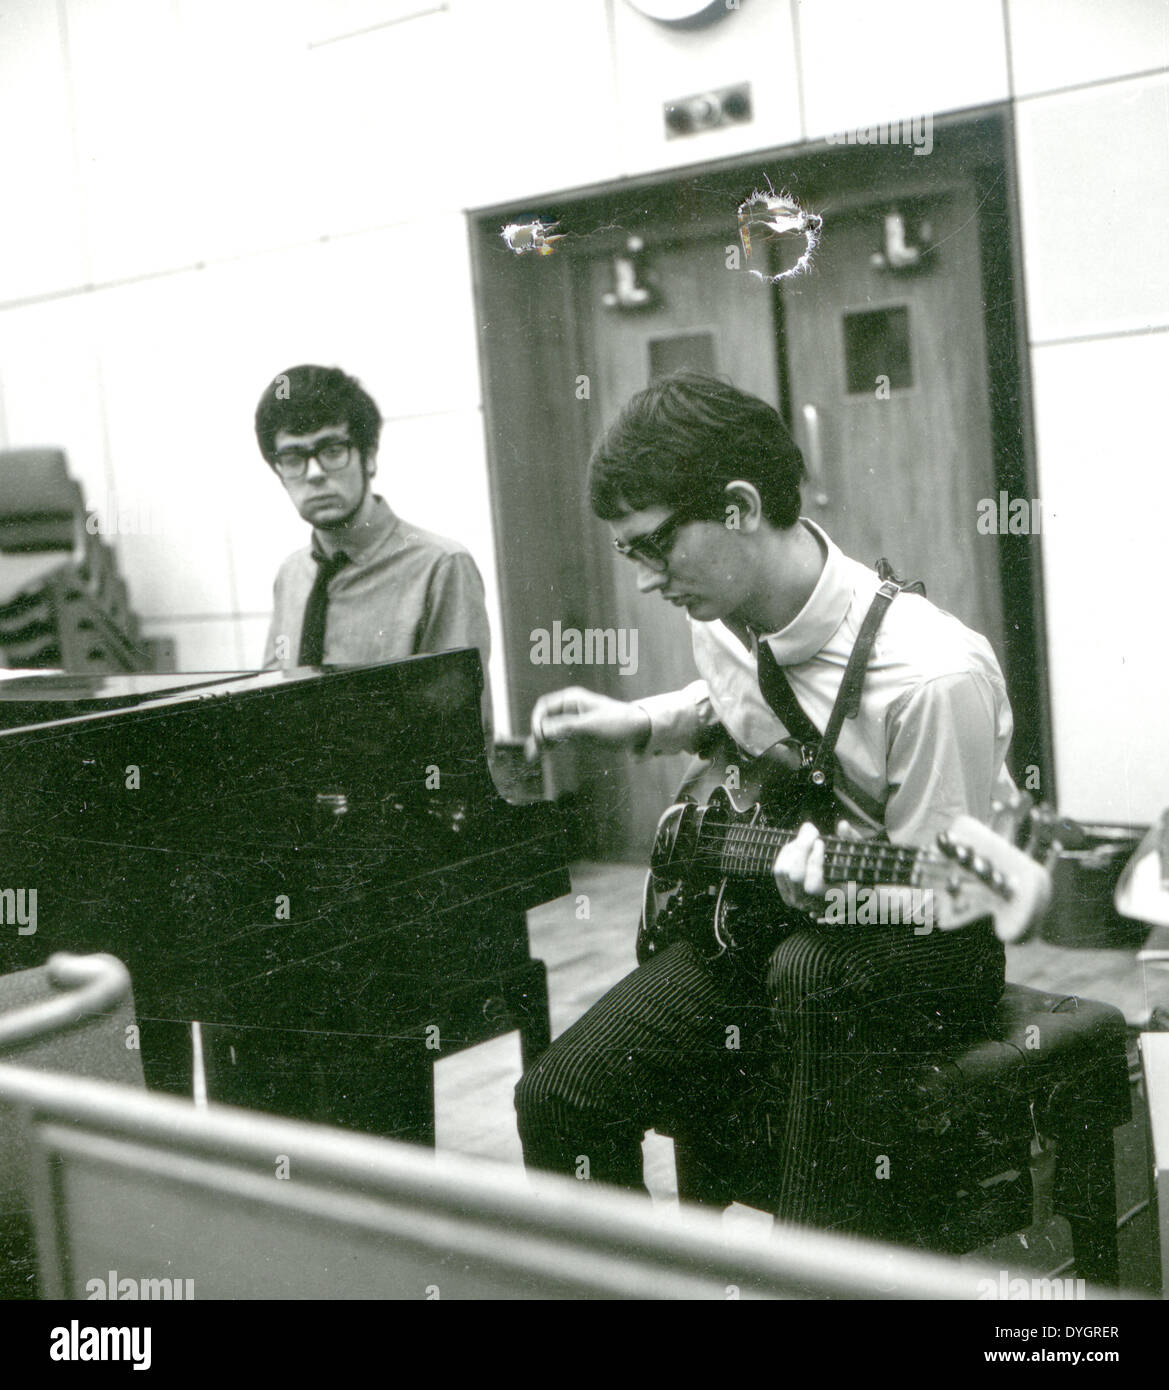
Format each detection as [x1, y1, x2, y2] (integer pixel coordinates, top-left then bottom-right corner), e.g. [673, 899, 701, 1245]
[515, 919, 1005, 1232]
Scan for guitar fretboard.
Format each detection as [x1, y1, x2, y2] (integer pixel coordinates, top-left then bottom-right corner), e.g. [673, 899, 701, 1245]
[698, 821, 923, 887]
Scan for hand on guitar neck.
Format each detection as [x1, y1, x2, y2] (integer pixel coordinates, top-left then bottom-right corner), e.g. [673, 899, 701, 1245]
[774, 821, 953, 932]
[773, 818, 863, 914]
[641, 780, 1057, 964]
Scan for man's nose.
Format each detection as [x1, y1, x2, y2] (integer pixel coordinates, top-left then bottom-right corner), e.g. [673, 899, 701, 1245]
[303, 454, 327, 481]
[636, 563, 668, 594]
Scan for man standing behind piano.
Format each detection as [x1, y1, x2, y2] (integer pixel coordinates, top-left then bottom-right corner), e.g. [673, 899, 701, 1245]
[255, 364, 492, 729]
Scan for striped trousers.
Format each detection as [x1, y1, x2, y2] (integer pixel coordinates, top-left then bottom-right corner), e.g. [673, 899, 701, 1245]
[514, 918, 1004, 1233]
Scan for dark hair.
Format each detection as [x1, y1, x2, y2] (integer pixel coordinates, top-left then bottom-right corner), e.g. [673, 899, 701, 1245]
[254, 365, 382, 464]
[588, 373, 804, 528]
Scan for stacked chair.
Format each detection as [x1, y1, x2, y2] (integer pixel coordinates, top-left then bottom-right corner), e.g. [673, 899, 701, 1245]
[0, 448, 167, 671]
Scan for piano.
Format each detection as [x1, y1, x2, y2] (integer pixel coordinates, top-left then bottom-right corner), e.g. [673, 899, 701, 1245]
[0, 650, 571, 1143]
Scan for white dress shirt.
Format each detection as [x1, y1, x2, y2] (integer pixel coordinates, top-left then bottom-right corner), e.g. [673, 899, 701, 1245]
[634, 520, 1014, 848]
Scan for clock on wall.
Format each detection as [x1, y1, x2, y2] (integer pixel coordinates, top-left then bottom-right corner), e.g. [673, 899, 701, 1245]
[623, 0, 737, 28]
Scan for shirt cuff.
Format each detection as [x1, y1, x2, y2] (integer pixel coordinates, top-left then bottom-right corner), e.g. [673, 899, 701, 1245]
[632, 681, 714, 757]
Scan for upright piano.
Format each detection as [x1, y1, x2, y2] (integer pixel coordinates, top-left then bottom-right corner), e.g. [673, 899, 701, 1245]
[0, 650, 571, 1142]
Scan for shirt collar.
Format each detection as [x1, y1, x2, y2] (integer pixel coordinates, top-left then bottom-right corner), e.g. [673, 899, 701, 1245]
[313, 494, 400, 562]
[757, 518, 854, 666]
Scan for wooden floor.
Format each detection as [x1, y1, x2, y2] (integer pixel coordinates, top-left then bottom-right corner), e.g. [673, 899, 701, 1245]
[435, 860, 1158, 1215]
[435, 863, 663, 1184]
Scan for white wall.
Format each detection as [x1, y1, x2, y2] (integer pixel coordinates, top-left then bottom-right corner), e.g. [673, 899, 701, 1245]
[0, 0, 1165, 816]
[0, 0, 504, 705]
[1009, 10, 1169, 822]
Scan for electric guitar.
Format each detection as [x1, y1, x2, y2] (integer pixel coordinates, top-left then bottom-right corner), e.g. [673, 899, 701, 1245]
[637, 733, 1058, 964]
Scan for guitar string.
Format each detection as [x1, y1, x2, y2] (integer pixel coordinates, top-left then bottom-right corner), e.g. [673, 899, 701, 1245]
[696, 855, 927, 882]
[686, 823, 950, 877]
[698, 851, 939, 879]
[693, 820, 943, 849]
[692, 821, 946, 864]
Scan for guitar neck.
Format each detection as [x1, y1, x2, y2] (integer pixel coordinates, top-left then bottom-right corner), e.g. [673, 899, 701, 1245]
[647, 772, 1060, 947]
[701, 822, 924, 887]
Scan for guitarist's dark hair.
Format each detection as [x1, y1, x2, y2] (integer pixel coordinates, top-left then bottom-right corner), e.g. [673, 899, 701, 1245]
[588, 373, 805, 528]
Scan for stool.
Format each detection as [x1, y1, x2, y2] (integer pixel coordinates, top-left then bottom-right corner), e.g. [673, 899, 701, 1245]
[674, 982, 1132, 1284]
[893, 982, 1131, 1283]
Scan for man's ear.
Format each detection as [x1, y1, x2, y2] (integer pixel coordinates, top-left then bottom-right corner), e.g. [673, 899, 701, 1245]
[723, 480, 763, 534]
[363, 451, 378, 480]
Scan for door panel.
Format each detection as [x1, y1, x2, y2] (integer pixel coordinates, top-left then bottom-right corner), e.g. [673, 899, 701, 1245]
[578, 189, 1002, 859]
[580, 234, 782, 857]
[782, 188, 1003, 658]
[475, 118, 1036, 865]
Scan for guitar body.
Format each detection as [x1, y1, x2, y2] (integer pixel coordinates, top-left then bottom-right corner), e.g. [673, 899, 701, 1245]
[636, 732, 835, 966]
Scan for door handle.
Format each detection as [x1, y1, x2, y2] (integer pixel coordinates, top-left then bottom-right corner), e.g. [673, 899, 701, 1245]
[800, 404, 830, 507]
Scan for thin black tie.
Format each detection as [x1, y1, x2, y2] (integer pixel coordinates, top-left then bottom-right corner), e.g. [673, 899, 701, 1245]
[298, 549, 349, 666]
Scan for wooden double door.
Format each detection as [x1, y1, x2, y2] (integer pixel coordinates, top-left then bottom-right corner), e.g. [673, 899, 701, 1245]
[570, 186, 1001, 857]
[475, 120, 1035, 862]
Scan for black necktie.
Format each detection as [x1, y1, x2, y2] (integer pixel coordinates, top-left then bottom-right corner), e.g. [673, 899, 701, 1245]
[298, 550, 349, 666]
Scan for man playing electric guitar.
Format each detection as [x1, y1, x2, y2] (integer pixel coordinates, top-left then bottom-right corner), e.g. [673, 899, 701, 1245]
[518, 373, 1016, 1234]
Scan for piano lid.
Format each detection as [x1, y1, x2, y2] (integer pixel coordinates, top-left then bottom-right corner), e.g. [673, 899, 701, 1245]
[0, 670, 258, 729]
[0, 664, 438, 735]
[0, 650, 500, 841]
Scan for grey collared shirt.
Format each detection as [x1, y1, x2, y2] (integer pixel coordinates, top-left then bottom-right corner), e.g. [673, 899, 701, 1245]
[264, 496, 492, 731]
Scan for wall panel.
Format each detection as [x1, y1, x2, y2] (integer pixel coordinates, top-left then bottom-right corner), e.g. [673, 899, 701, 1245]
[0, 0, 87, 302]
[1008, 0, 1169, 97]
[1031, 330, 1169, 823]
[798, 0, 1009, 137]
[1015, 73, 1169, 342]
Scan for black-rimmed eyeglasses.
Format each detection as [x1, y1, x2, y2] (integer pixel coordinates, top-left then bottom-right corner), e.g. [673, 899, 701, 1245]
[271, 438, 355, 479]
[612, 513, 688, 573]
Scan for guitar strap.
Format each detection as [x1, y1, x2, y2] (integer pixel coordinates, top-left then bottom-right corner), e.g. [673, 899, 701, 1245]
[756, 558, 925, 797]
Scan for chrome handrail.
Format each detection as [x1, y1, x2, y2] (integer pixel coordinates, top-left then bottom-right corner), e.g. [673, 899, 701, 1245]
[0, 953, 132, 1049]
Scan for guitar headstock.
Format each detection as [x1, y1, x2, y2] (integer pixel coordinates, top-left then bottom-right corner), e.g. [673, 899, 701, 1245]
[990, 785, 1035, 846]
[920, 814, 1054, 942]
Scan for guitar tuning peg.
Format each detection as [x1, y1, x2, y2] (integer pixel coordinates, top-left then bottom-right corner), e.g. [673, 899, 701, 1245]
[989, 869, 1012, 897]
[991, 786, 1032, 844]
[936, 831, 956, 860]
[1023, 814, 1049, 858]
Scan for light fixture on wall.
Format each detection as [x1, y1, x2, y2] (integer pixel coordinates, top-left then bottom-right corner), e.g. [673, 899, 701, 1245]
[665, 82, 752, 138]
[601, 236, 658, 312]
[870, 209, 933, 274]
